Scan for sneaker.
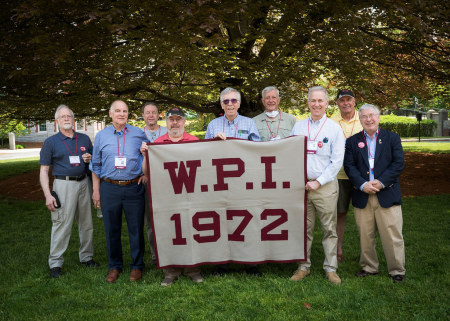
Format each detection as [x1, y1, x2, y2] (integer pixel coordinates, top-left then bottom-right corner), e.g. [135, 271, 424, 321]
[290, 269, 310, 281]
[326, 271, 342, 284]
[50, 267, 62, 278]
[81, 260, 100, 268]
[392, 275, 405, 283]
[190, 273, 203, 283]
[161, 277, 177, 287]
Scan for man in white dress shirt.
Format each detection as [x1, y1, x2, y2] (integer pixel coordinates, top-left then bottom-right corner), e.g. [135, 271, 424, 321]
[289, 86, 345, 284]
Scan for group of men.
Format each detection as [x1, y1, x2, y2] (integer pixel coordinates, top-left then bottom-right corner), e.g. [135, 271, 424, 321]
[39, 85, 406, 285]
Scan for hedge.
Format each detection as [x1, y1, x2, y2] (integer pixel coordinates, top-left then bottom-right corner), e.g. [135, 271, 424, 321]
[380, 114, 437, 137]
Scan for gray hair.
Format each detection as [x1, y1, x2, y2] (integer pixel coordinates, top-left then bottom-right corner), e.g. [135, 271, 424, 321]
[220, 87, 241, 102]
[55, 104, 74, 119]
[308, 86, 329, 102]
[110, 100, 128, 112]
[141, 101, 159, 114]
[262, 86, 279, 98]
[358, 103, 380, 117]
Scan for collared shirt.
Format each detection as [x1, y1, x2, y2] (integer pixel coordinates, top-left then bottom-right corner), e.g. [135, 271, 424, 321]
[331, 112, 363, 180]
[360, 128, 384, 191]
[92, 124, 148, 180]
[154, 131, 199, 143]
[142, 125, 168, 143]
[290, 114, 345, 186]
[205, 113, 260, 141]
[40, 131, 93, 176]
[253, 111, 296, 141]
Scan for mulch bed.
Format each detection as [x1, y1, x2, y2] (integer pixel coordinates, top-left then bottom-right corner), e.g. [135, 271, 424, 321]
[0, 152, 448, 201]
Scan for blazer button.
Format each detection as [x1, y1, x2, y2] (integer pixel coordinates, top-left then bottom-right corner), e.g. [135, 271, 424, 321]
[366, 171, 369, 175]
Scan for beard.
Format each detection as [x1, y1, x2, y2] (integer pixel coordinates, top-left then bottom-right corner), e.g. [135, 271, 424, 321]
[60, 123, 73, 130]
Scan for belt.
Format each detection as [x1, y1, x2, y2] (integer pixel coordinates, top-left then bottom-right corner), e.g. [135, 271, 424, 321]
[54, 174, 86, 181]
[102, 177, 141, 186]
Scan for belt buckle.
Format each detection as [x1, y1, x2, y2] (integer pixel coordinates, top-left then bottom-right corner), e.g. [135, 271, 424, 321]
[118, 180, 127, 185]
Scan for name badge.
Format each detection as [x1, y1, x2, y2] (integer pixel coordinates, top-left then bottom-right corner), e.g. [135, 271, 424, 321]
[270, 135, 281, 141]
[115, 156, 127, 169]
[307, 141, 318, 154]
[369, 158, 374, 171]
[69, 155, 81, 167]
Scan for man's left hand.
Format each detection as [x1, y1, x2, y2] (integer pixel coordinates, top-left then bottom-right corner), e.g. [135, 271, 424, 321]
[81, 153, 92, 163]
[138, 175, 147, 185]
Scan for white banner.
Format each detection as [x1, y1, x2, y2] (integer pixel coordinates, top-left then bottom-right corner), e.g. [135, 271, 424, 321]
[146, 135, 307, 269]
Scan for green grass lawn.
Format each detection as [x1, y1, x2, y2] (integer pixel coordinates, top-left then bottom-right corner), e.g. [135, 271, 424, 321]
[0, 157, 40, 180]
[0, 193, 449, 320]
[401, 142, 450, 154]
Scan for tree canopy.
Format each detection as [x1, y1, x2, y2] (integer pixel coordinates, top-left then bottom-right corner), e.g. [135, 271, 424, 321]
[1, 0, 448, 121]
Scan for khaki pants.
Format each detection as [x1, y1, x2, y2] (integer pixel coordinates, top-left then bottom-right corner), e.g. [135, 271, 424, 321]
[354, 194, 405, 276]
[49, 177, 94, 268]
[299, 179, 338, 273]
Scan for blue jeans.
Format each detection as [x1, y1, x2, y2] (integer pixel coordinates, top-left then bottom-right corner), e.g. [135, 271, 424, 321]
[100, 181, 145, 271]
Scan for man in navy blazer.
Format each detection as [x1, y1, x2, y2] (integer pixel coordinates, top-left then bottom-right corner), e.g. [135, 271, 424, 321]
[344, 103, 406, 283]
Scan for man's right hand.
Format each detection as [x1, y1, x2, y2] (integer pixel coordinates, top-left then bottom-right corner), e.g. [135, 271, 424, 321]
[45, 194, 57, 212]
[214, 132, 227, 140]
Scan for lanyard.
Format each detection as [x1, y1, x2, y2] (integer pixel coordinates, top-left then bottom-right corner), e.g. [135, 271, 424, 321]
[265, 113, 282, 138]
[223, 117, 239, 138]
[338, 112, 357, 138]
[362, 128, 380, 159]
[116, 129, 126, 156]
[61, 133, 78, 156]
[307, 117, 327, 141]
[144, 126, 160, 139]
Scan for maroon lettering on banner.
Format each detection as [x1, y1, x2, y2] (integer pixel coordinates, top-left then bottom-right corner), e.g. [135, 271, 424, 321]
[226, 209, 253, 242]
[260, 209, 288, 241]
[212, 158, 245, 191]
[164, 160, 201, 194]
[192, 211, 221, 243]
[170, 213, 187, 245]
[261, 156, 277, 189]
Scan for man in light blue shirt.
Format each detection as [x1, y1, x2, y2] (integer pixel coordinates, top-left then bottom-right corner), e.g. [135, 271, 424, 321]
[205, 87, 260, 141]
[92, 100, 149, 283]
[290, 86, 345, 284]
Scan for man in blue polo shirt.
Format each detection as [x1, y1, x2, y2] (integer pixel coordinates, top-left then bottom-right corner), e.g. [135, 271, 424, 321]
[205, 87, 260, 141]
[91, 100, 149, 283]
[40, 104, 98, 279]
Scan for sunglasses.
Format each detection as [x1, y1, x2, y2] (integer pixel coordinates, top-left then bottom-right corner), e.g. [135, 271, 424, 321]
[222, 99, 239, 105]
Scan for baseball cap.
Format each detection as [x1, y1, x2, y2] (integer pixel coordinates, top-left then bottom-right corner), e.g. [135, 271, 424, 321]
[166, 107, 186, 118]
[336, 89, 355, 100]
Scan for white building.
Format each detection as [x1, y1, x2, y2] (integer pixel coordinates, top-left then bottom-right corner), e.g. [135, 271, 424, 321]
[17, 118, 105, 148]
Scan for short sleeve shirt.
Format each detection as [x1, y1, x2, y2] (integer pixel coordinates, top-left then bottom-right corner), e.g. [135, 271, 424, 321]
[39, 131, 93, 176]
[253, 111, 296, 141]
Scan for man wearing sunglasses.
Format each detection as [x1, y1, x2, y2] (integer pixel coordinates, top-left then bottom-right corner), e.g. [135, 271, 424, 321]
[253, 86, 296, 141]
[205, 87, 260, 141]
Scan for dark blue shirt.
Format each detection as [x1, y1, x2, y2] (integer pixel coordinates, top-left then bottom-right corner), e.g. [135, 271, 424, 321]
[39, 131, 93, 176]
[92, 124, 148, 180]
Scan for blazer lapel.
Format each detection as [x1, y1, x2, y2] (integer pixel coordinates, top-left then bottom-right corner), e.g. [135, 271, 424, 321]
[358, 132, 370, 169]
[375, 129, 386, 164]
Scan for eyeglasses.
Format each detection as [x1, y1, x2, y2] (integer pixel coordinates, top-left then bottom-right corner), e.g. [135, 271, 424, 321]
[360, 113, 379, 120]
[222, 99, 239, 105]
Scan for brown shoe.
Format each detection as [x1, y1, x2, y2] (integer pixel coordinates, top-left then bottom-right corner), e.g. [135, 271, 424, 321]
[130, 269, 142, 281]
[290, 269, 310, 281]
[326, 271, 342, 284]
[106, 269, 120, 283]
